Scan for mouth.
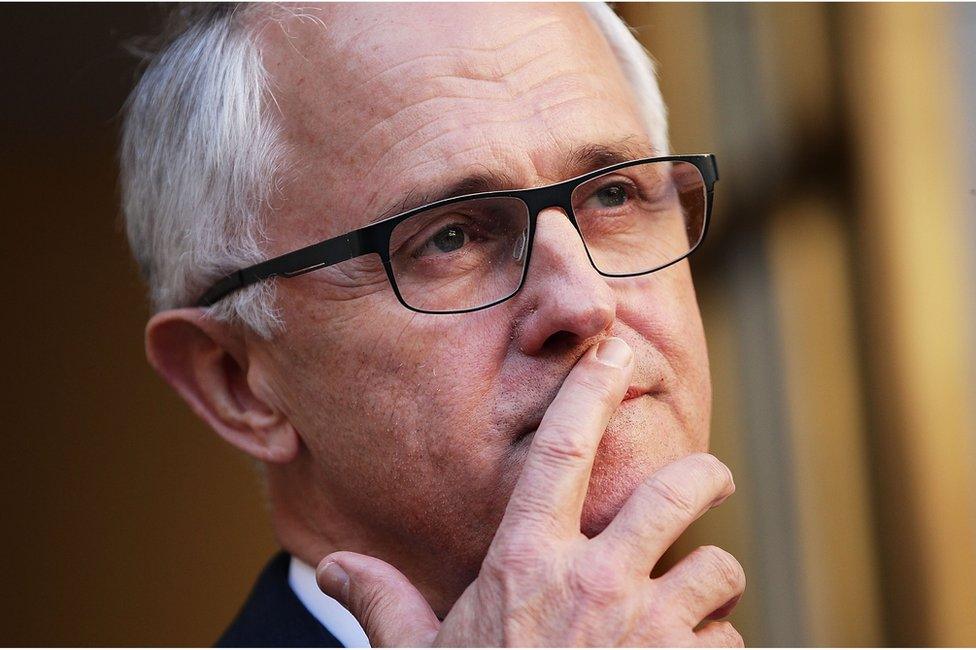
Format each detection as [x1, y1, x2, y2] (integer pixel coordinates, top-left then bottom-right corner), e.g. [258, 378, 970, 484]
[622, 385, 651, 401]
[514, 385, 657, 445]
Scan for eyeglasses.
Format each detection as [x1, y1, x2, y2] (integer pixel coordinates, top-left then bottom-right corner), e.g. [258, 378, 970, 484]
[196, 154, 718, 314]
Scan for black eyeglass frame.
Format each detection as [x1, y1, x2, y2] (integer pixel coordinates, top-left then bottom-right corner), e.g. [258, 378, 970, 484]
[195, 153, 719, 314]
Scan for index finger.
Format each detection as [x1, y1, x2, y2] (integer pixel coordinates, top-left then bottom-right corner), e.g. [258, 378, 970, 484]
[498, 337, 634, 539]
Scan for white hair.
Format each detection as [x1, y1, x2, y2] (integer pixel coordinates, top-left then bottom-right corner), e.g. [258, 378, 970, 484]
[583, 3, 669, 154]
[121, 5, 285, 337]
[120, 3, 668, 337]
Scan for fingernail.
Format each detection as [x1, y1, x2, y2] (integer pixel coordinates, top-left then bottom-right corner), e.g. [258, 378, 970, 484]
[595, 337, 632, 368]
[318, 561, 350, 603]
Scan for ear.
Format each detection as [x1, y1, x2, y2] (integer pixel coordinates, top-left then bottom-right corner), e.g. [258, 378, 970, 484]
[145, 308, 300, 464]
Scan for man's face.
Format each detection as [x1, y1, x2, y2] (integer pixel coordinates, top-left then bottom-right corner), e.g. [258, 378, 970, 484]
[251, 3, 710, 609]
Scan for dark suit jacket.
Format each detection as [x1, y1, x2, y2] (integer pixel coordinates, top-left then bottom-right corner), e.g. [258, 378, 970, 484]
[216, 551, 344, 647]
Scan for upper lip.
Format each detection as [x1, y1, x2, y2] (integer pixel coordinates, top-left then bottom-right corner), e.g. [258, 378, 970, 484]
[515, 384, 660, 442]
[509, 342, 664, 442]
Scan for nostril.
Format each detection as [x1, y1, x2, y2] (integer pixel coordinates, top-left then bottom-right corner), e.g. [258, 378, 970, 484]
[541, 330, 578, 354]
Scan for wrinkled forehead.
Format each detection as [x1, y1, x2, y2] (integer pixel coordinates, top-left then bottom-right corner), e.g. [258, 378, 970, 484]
[256, 3, 652, 241]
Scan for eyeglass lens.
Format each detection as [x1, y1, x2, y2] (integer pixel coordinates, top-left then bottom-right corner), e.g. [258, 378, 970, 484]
[388, 160, 706, 313]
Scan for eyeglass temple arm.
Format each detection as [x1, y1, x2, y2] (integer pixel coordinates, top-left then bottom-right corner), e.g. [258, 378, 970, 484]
[195, 231, 368, 307]
[705, 153, 719, 183]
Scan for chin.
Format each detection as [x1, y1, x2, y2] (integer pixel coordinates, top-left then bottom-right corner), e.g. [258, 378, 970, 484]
[578, 411, 700, 537]
[579, 463, 649, 537]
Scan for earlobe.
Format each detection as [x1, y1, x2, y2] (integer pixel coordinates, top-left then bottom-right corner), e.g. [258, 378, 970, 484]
[145, 309, 300, 465]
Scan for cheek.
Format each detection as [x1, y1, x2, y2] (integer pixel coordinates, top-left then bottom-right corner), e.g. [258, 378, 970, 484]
[273, 294, 517, 491]
[336, 312, 524, 565]
[613, 263, 711, 433]
[392, 315, 515, 462]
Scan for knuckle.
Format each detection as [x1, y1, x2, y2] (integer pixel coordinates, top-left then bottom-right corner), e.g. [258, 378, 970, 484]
[642, 598, 670, 628]
[359, 589, 397, 635]
[700, 546, 746, 592]
[505, 489, 555, 522]
[645, 474, 698, 517]
[532, 423, 592, 467]
[570, 555, 628, 605]
[484, 534, 545, 579]
[347, 577, 400, 637]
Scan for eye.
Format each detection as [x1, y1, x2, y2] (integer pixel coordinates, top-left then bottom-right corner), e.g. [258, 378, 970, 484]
[417, 224, 469, 257]
[579, 180, 638, 213]
[595, 184, 628, 207]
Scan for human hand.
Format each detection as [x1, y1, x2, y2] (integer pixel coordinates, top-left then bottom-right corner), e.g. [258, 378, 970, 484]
[316, 337, 745, 647]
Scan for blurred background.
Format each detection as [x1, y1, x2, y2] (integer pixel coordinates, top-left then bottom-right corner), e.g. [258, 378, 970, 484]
[1, 2, 973, 646]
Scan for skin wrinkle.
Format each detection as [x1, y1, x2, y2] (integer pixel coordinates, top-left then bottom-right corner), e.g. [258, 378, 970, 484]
[294, 264, 387, 304]
[242, 3, 711, 617]
[336, 14, 573, 100]
[446, 141, 514, 169]
[322, 254, 385, 283]
[372, 83, 606, 162]
[350, 90, 619, 187]
[400, 66, 591, 105]
[354, 37, 567, 100]
[388, 308, 423, 365]
[359, 147, 527, 227]
[355, 52, 459, 89]
[446, 16, 569, 59]
[335, 22, 621, 183]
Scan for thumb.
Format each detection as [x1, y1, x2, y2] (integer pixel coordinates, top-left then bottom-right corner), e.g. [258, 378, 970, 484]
[316, 551, 440, 647]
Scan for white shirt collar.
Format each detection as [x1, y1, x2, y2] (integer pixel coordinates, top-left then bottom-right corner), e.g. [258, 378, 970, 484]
[288, 555, 371, 648]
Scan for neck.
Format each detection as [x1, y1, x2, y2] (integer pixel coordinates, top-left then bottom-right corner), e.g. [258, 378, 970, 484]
[263, 455, 474, 617]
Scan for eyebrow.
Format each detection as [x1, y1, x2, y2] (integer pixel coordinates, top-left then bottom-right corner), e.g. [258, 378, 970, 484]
[370, 138, 658, 224]
[564, 139, 657, 177]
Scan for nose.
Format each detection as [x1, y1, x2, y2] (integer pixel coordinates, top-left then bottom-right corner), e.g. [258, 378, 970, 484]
[514, 207, 616, 356]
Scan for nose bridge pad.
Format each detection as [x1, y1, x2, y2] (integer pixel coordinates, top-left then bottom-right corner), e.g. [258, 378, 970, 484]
[512, 227, 528, 262]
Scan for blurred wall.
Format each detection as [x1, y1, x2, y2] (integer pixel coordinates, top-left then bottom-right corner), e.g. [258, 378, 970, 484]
[1, 3, 974, 646]
[0, 5, 276, 646]
[617, 2, 976, 646]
